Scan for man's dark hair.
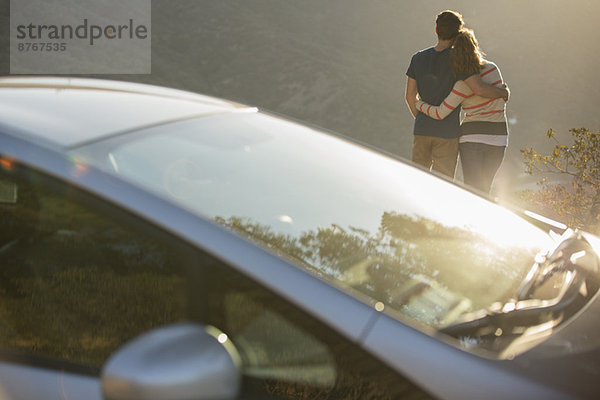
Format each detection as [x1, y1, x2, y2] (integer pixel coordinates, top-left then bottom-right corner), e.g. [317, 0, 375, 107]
[436, 10, 464, 40]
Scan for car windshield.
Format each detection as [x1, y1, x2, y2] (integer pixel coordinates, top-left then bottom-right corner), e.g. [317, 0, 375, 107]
[73, 111, 553, 332]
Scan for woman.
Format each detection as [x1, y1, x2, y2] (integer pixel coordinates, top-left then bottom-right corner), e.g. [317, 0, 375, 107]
[416, 28, 508, 194]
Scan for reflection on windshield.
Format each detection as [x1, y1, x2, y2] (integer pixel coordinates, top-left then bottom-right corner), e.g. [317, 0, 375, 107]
[216, 212, 538, 328]
[73, 111, 553, 332]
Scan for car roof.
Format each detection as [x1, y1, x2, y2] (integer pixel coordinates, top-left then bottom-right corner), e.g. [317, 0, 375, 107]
[0, 76, 254, 149]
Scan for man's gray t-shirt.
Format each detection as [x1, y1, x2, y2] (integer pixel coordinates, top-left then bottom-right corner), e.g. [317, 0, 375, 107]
[407, 47, 463, 139]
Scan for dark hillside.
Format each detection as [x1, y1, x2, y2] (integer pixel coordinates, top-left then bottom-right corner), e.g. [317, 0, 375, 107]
[1, 0, 599, 195]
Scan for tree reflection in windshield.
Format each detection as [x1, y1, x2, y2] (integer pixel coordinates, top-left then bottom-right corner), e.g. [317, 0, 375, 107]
[216, 211, 539, 329]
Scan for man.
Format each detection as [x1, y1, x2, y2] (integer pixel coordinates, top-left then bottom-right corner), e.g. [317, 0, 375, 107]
[405, 10, 509, 178]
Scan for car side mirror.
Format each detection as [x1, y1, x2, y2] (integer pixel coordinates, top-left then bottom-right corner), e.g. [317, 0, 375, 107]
[101, 323, 241, 400]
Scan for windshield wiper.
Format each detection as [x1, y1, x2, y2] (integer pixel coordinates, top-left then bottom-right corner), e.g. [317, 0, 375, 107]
[440, 230, 600, 346]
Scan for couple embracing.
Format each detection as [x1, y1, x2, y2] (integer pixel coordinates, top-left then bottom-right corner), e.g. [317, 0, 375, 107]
[405, 10, 510, 195]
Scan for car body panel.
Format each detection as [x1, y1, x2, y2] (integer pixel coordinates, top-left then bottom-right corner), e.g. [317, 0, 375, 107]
[509, 287, 600, 399]
[363, 313, 576, 400]
[0, 76, 252, 149]
[0, 362, 102, 400]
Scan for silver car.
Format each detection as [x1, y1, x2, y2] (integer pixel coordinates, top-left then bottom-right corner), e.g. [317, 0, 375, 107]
[0, 76, 598, 400]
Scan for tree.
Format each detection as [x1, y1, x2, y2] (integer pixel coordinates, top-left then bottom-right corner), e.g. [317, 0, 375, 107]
[520, 127, 600, 233]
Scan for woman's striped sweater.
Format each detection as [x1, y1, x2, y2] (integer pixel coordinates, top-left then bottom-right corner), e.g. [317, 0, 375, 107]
[415, 62, 508, 144]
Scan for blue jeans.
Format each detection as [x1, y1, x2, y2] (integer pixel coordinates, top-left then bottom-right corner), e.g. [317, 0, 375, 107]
[459, 142, 505, 194]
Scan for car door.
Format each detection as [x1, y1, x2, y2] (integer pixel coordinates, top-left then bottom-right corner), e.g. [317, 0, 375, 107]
[0, 156, 436, 399]
[0, 158, 191, 399]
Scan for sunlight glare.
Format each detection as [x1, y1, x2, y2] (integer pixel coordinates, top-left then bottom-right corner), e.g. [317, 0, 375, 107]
[278, 215, 294, 224]
[570, 250, 586, 264]
[217, 333, 228, 344]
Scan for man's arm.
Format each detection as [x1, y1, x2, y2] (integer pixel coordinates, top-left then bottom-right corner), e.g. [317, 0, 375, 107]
[405, 77, 419, 118]
[415, 80, 467, 120]
[464, 74, 509, 101]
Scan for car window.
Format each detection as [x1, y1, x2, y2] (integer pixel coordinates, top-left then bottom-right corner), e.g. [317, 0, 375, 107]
[0, 164, 188, 371]
[0, 159, 434, 398]
[200, 255, 435, 399]
[75, 112, 552, 333]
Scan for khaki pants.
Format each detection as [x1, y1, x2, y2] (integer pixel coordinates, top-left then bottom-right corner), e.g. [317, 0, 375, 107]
[411, 135, 459, 179]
